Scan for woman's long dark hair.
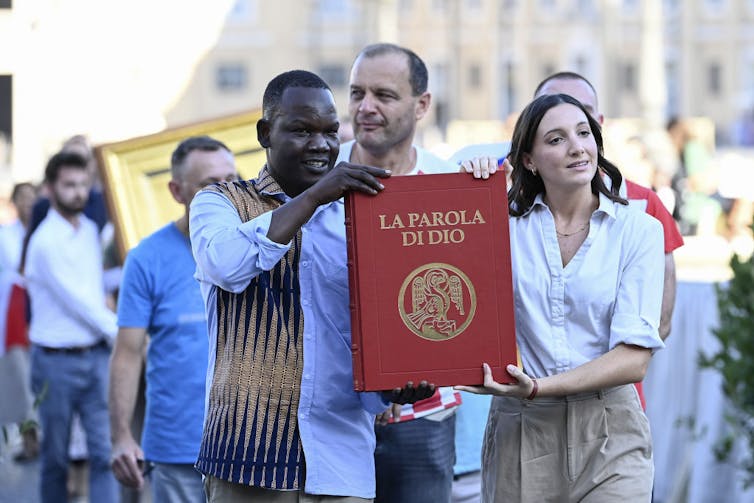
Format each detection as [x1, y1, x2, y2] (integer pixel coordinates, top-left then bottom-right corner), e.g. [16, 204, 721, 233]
[507, 93, 627, 216]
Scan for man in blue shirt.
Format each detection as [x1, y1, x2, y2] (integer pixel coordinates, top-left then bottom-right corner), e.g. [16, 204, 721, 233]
[190, 70, 433, 501]
[341, 42, 461, 503]
[109, 136, 238, 502]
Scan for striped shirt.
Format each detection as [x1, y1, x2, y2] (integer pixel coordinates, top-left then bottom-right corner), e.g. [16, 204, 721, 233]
[190, 167, 388, 497]
[194, 174, 304, 488]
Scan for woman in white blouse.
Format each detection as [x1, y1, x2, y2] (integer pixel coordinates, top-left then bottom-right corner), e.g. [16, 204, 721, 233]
[457, 93, 665, 502]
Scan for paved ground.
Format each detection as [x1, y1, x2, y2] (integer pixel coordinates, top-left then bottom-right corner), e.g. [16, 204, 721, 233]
[0, 455, 145, 503]
[0, 455, 42, 503]
[0, 428, 92, 503]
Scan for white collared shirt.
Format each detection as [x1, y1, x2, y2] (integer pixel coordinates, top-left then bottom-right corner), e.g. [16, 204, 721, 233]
[25, 208, 117, 347]
[510, 193, 665, 378]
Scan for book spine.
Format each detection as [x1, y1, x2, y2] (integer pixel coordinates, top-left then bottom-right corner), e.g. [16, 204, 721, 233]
[344, 194, 365, 391]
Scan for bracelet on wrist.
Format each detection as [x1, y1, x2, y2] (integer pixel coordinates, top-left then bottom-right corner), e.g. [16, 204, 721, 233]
[526, 378, 538, 400]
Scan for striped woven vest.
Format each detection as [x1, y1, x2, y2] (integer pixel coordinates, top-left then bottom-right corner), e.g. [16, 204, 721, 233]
[196, 168, 305, 489]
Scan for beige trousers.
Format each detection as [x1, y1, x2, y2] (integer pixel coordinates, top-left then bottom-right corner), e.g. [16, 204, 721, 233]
[482, 384, 653, 503]
[204, 476, 372, 503]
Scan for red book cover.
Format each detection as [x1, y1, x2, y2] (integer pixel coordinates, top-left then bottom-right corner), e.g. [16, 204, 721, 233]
[345, 172, 517, 391]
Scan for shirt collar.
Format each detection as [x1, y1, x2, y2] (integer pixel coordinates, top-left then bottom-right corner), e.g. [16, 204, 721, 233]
[253, 165, 285, 198]
[601, 172, 628, 199]
[595, 192, 617, 219]
[525, 193, 546, 216]
[47, 207, 84, 232]
[523, 191, 617, 220]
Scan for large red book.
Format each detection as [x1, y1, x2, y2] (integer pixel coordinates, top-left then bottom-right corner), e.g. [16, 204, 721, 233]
[345, 172, 517, 391]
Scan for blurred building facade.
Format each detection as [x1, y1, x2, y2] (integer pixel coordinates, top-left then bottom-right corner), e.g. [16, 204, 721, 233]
[167, 0, 754, 146]
[2, 0, 754, 184]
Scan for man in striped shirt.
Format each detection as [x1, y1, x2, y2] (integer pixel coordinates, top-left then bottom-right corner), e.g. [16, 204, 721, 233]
[190, 69, 432, 502]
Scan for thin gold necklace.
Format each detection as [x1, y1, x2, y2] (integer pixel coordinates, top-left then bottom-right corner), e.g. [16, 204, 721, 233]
[555, 222, 589, 237]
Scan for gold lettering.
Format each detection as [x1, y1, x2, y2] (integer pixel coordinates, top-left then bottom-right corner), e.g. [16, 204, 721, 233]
[402, 231, 423, 246]
[386, 209, 484, 235]
[428, 230, 444, 245]
[449, 229, 465, 243]
[445, 211, 460, 226]
[401, 229, 465, 246]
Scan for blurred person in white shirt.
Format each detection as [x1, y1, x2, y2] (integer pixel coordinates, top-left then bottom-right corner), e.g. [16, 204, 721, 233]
[25, 151, 118, 503]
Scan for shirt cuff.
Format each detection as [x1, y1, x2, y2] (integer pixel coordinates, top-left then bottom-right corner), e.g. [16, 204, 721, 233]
[609, 313, 665, 352]
[238, 211, 291, 270]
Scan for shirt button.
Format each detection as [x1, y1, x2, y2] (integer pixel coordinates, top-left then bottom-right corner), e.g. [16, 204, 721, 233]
[301, 260, 310, 267]
[304, 374, 311, 380]
[302, 299, 310, 306]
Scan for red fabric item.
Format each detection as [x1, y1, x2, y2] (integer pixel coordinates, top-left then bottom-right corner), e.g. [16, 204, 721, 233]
[389, 388, 462, 422]
[5, 283, 29, 349]
[625, 180, 678, 412]
[634, 381, 646, 410]
[625, 180, 684, 253]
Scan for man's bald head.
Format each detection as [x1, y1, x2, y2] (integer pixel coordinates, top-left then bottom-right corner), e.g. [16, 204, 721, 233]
[534, 72, 603, 125]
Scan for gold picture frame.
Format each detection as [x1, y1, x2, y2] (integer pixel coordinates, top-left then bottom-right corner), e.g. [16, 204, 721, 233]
[95, 109, 265, 262]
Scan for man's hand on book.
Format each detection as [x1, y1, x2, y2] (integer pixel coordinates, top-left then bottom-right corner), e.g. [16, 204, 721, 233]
[308, 162, 391, 205]
[382, 381, 435, 405]
[375, 403, 403, 426]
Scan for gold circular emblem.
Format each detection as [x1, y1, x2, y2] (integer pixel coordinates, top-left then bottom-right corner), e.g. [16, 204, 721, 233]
[397, 263, 476, 341]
